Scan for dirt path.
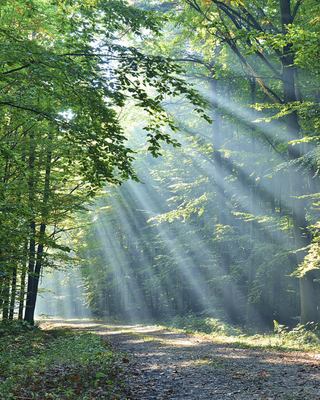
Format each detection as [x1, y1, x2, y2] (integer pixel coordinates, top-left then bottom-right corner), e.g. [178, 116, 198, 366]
[39, 320, 320, 399]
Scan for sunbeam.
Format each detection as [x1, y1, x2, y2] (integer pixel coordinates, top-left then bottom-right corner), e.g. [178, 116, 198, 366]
[35, 267, 91, 320]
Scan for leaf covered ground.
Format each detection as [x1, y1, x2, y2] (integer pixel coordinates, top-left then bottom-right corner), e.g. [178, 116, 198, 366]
[38, 320, 320, 399]
[0, 320, 129, 399]
[1, 319, 320, 399]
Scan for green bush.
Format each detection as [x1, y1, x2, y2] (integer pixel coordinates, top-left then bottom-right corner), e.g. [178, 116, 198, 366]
[163, 313, 241, 335]
[160, 314, 320, 352]
[0, 319, 35, 336]
[273, 320, 320, 346]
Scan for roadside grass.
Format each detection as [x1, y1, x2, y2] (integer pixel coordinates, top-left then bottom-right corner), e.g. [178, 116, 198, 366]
[0, 320, 130, 400]
[159, 314, 320, 352]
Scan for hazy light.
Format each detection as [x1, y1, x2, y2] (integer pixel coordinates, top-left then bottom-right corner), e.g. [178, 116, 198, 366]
[35, 267, 91, 320]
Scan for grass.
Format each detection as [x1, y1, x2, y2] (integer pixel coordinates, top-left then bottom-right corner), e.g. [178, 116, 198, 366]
[2, 315, 319, 399]
[159, 314, 320, 352]
[0, 319, 130, 400]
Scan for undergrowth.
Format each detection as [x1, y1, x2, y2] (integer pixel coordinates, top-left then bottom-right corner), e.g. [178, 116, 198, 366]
[160, 314, 320, 352]
[0, 320, 130, 399]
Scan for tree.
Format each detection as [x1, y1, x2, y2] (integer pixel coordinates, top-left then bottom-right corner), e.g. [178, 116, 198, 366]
[0, 0, 212, 324]
[178, 0, 320, 324]
[78, 0, 315, 322]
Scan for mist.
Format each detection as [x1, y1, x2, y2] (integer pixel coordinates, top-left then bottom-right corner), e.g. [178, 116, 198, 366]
[35, 1, 320, 330]
[35, 267, 91, 320]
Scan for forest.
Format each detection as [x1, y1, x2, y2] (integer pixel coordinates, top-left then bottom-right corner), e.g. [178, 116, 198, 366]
[1, 0, 320, 332]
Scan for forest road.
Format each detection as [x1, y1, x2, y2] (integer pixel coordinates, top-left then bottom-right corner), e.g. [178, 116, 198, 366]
[39, 320, 320, 400]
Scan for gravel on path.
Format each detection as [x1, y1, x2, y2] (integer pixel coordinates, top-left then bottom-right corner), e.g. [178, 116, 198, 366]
[39, 320, 320, 400]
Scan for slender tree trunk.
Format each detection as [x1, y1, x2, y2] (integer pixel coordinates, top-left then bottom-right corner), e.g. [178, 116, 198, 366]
[1, 160, 10, 320]
[24, 222, 36, 324]
[25, 135, 52, 325]
[24, 133, 36, 324]
[28, 223, 46, 325]
[0, 278, 3, 312]
[1, 273, 9, 320]
[18, 240, 28, 320]
[18, 268, 26, 320]
[280, 0, 317, 324]
[9, 267, 17, 320]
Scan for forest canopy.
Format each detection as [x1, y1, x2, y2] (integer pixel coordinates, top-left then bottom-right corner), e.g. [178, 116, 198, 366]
[1, 0, 320, 329]
[0, 0, 209, 325]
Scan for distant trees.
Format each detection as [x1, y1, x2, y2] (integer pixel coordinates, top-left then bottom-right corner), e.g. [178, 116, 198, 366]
[182, 0, 320, 324]
[72, 0, 320, 327]
[3, 0, 319, 328]
[0, 0, 210, 324]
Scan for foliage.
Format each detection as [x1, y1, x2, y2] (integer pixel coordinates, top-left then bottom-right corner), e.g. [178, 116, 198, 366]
[57, 0, 320, 346]
[0, 0, 212, 324]
[4, 0, 320, 333]
[0, 319, 35, 336]
[162, 313, 241, 335]
[159, 314, 320, 352]
[0, 326, 129, 399]
[273, 321, 320, 347]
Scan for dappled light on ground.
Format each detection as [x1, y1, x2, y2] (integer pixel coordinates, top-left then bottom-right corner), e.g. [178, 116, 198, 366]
[39, 320, 320, 400]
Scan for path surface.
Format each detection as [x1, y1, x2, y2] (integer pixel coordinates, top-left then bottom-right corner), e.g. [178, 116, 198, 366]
[39, 320, 320, 399]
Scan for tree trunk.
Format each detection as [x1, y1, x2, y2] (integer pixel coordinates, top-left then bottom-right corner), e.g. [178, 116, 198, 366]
[26, 223, 46, 325]
[280, 0, 318, 324]
[24, 135, 52, 325]
[24, 222, 36, 324]
[9, 267, 17, 320]
[18, 241, 28, 320]
[1, 273, 9, 320]
[18, 269, 26, 320]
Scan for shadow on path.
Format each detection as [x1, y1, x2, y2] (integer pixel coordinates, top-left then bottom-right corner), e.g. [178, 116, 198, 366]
[38, 319, 320, 400]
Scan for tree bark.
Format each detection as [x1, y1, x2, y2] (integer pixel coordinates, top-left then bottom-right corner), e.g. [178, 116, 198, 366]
[24, 134, 52, 325]
[24, 133, 36, 325]
[1, 273, 9, 320]
[18, 240, 28, 320]
[280, 0, 318, 324]
[8, 267, 17, 320]
[24, 221, 36, 324]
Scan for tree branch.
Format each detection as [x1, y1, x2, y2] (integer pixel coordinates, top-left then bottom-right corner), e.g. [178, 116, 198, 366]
[0, 102, 50, 116]
[291, 0, 302, 21]
[2, 64, 31, 75]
